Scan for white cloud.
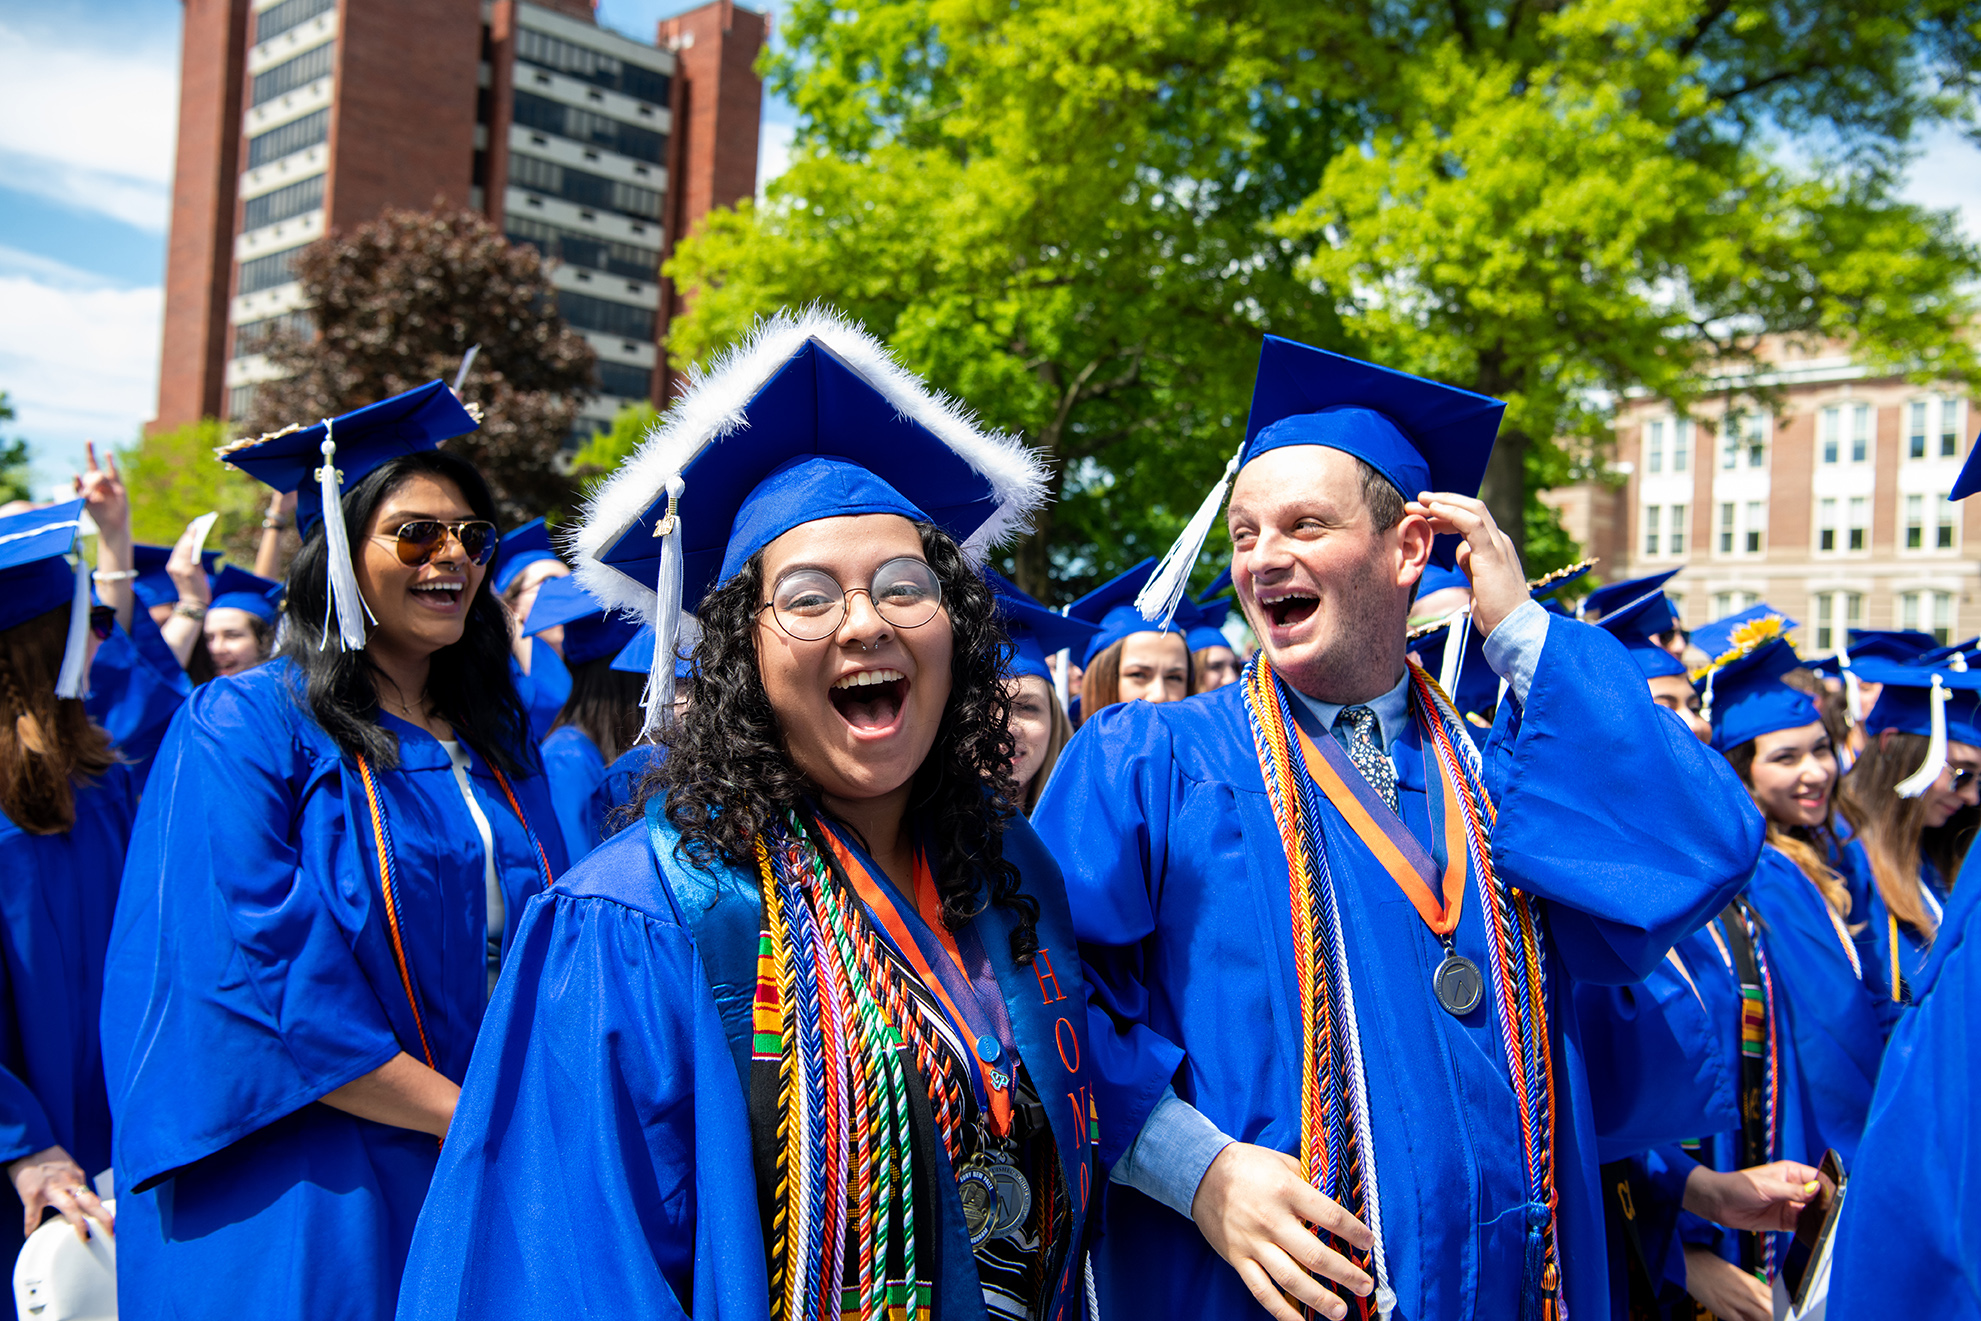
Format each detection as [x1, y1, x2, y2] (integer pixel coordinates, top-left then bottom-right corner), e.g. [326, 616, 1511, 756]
[0, 20, 179, 232]
[1899, 126, 1981, 244]
[0, 274, 164, 492]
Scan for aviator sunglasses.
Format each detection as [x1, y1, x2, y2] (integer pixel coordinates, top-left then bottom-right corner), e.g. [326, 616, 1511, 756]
[371, 519, 501, 568]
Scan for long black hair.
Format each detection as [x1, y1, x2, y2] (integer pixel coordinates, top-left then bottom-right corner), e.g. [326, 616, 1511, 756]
[278, 450, 532, 777]
[650, 523, 1040, 964]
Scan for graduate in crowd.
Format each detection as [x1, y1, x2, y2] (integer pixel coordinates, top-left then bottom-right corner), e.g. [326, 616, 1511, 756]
[523, 574, 643, 864]
[1695, 619, 1897, 1175]
[200, 565, 282, 680]
[583, 623, 681, 836]
[129, 540, 220, 632]
[1034, 336, 1763, 1321]
[100, 382, 564, 1321]
[987, 570, 1094, 814]
[399, 310, 1101, 1321]
[1588, 572, 1710, 742]
[0, 501, 135, 1263]
[1834, 656, 1981, 988]
[1066, 558, 1192, 724]
[1185, 572, 1243, 692]
[491, 517, 573, 741]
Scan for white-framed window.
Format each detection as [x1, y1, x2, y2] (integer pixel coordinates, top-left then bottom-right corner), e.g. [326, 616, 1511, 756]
[1907, 396, 1965, 461]
[1820, 403, 1873, 465]
[1812, 591, 1863, 652]
[1718, 502, 1735, 553]
[1900, 494, 1955, 553]
[1669, 503, 1687, 555]
[1646, 420, 1664, 475]
[1906, 494, 1925, 550]
[1673, 420, 1691, 473]
[1744, 500, 1765, 554]
[1847, 496, 1868, 552]
[1900, 590, 1955, 645]
[1639, 503, 1689, 558]
[1729, 413, 1768, 470]
[1938, 492, 1957, 550]
[1643, 505, 1662, 555]
[1712, 590, 1758, 620]
[1817, 497, 1838, 553]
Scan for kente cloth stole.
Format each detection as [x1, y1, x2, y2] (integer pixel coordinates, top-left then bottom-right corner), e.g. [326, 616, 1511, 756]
[1242, 655, 1564, 1321]
[1715, 902, 1781, 1279]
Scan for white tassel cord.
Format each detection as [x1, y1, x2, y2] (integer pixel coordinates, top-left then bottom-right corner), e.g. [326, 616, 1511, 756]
[315, 423, 371, 651]
[1837, 640, 1862, 727]
[640, 474, 686, 738]
[1135, 443, 1245, 627]
[1438, 607, 1471, 700]
[53, 555, 90, 698]
[1895, 674, 1950, 798]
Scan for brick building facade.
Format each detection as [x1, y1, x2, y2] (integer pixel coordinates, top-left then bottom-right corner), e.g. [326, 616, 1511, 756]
[153, 0, 767, 440]
[1542, 339, 1978, 653]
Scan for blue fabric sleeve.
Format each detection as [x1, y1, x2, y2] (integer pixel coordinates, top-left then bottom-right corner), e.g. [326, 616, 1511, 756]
[397, 874, 768, 1320]
[0, 1061, 55, 1166]
[1482, 616, 1764, 984]
[1110, 1084, 1234, 1218]
[1479, 598, 1548, 708]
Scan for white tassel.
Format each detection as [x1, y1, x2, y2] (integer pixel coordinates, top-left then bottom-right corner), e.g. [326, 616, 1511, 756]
[1135, 443, 1245, 627]
[1439, 606, 1471, 699]
[639, 474, 686, 737]
[1838, 639, 1862, 727]
[54, 555, 90, 699]
[315, 423, 370, 651]
[1701, 669, 1717, 727]
[1896, 674, 1950, 798]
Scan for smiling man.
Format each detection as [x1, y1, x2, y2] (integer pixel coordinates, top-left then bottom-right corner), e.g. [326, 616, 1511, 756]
[1033, 337, 1765, 1321]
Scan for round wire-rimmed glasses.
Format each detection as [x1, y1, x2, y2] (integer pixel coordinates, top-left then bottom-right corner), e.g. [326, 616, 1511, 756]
[758, 556, 944, 641]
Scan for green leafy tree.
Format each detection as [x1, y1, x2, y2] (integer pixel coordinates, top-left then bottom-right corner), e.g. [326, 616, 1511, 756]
[572, 399, 660, 486]
[668, 0, 1980, 590]
[119, 419, 270, 564]
[246, 207, 599, 527]
[0, 393, 35, 507]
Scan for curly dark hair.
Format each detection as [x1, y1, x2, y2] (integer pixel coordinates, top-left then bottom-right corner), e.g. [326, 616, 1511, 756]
[648, 523, 1039, 964]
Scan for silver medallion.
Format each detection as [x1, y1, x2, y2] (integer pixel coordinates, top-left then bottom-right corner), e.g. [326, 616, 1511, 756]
[1434, 952, 1485, 1016]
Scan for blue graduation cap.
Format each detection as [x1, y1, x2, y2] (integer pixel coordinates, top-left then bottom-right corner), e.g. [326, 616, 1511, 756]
[1199, 567, 1232, 601]
[1690, 605, 1799, 662]
[1067, 558, 1182, 668]
[1416, 561, 1471, 603]
[568, 309, 1046, 733]
[491, 518, 561, 596]
[1134, 336, 1506, 626]
[1850, 654, 1981, 795]
[609, 624, 695, 682]
[218, 380, 481, 651]
[207, 565, 279, 624]
[1844, 629, 1938, 664]
[1691, 618, 1818, 752]
[1182, 594, 1236, 655]
[1949, 426, 1981, 500]
[0, 499, 91, 697]
[1592, 584, 1687, 680]
[521, 575, 640, 667]
[986, 569, 1098, 683]
[131, 543, 222, 611]
[1580, 568, 1681, 623]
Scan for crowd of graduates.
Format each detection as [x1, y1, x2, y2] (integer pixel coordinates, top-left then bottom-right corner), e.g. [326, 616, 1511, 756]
[0, 307, 1973, 1320]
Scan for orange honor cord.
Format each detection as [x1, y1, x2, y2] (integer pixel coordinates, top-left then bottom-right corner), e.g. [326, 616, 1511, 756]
[484, 759, 557, 889]
[355, 754, 437, 1071]
[820, 832, 1015, 1138]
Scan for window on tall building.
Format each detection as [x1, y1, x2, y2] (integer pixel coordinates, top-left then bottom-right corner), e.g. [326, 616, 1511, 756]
[1910, 401, 1930, 460]
[1847, 497, 1868, 551]
[1643, 505, 1661, 556]
[1818, 497, 1838, 553]
[1744, 501, 1764, 554]
[1718, 502, 1735, 553]
[516, 27, 673, 105]
[1669, 504, 1687, 555]
[594, 360, 652, 399]
[1728, 413, 1768, 469]
[1942, 397, 1962, 457]
[1645, 421, 1663, 474]
[254, 0, 334, 44]
[1901, 591, 1955, 645]
[1812, 591, 1863, 652]
[1850, 403, 1870, 462]
[250, 41, 335, 108]
[246, 108, 328, 169]
[1672, 420, 1691, 472]
[1907, 494, 1925, 549]
[1720, 428, 1739, 470]
[242, 173, 324, 231]
[1821, 408, 1840, 464]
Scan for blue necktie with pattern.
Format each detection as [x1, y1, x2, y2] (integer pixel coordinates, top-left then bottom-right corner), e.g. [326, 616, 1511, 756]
[1334, 704, 1399, 813]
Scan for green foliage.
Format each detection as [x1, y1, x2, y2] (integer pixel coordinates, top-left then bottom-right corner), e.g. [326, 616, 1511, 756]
[668, 0, 1981, 592]
[572, 399, 660, 486]
[120, 419, 270, 565]
[0, 393, 31, 507]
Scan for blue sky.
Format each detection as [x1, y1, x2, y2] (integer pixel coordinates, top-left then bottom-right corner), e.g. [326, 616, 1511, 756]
[0, 1, 1972, 498]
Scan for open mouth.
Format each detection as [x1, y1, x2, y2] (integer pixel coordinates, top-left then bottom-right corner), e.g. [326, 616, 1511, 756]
[830, 667, 908, 732]
[1259, 591, 1320, 630]
[411, 580, 465, 610]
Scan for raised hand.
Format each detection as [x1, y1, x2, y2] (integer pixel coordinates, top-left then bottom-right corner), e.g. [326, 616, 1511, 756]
[1405, 491, 1527, 635]
[73, 441, 129, 539]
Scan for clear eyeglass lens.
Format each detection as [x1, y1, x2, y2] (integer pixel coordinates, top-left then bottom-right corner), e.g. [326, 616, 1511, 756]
[769, 557, 942, 640]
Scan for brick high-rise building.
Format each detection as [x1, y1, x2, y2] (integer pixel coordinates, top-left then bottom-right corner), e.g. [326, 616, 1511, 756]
[1541, 339, 1978, 652]
[153, 0, 768, 441]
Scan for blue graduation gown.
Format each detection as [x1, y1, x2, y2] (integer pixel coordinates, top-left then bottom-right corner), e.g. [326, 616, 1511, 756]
[1033, 617, 1764, 1321]
[100, 659, 565, 1321]
[539, 724, 607, 863]
[1740, 844, 1892, 1167]
[84, 613, 190, 785]
[588, 742, 667, 839]
[0, 764, 137, 1260]
[397, 807, 1103, 1320]
[513, 637, 572, 744]
[1827, 836, 1981, 1318]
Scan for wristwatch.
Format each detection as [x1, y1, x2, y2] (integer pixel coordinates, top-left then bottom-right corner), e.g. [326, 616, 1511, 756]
[173, 602, 208, 621]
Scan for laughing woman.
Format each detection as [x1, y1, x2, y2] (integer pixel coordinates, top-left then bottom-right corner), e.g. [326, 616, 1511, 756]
[101, 384, 563, 1321]
[400, 312, 1102, 1321]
